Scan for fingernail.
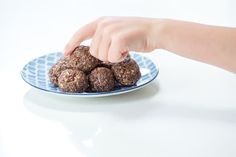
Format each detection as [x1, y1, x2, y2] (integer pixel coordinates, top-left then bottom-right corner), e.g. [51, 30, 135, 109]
[121, 51, 128, 57]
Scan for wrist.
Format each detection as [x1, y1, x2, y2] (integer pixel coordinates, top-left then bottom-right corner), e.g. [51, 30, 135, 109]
[149, 18, 169, 50]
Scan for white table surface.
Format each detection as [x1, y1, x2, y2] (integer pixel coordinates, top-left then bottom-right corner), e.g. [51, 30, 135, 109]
[0, 0, 236, 157]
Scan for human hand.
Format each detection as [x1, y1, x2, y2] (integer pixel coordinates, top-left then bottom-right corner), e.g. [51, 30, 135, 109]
[64, 17, 161, 62]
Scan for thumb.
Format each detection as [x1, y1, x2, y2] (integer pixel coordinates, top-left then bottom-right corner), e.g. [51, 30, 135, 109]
[64, 20, 98, 56]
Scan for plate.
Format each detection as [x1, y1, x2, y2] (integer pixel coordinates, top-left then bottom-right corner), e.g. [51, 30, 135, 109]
[21, 52, 159, 97]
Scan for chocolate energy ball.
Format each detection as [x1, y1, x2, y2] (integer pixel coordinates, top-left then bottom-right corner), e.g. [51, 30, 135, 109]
[112, 59, 141, 86]
[58, 69, 88, 92]
[89, 67, 115, 92]
[67, 45, 101, 73]
[48, 57, 71, 86]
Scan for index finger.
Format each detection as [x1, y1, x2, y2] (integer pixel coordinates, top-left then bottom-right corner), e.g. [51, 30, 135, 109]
[64, 20, 98, 56]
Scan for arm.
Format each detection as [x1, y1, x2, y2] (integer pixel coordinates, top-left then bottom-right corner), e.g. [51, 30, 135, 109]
[157, 19, 236, 73]
[64, 17, 236, 73]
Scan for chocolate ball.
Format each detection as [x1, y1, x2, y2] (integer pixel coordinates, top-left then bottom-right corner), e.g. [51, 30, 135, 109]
[67, 45, 101, 73]
[48, 57, 70, 86]
[89, 67, 115, 92]
[58, 69, 88, 92]
[112, 59, 141, 86]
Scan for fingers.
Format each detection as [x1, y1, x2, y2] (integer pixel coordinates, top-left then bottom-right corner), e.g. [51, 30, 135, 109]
[89, 31, 100, 58]
[90, 22, 106, 58]
[97, 34, 111, 62]
[90, 19, 114, 60]
[108, 36, 128, 63]
[64, 16, 140, 63]
[92, 19, 128, 62]
[64, 20, 98, 56]
[96, 26, 117, 61]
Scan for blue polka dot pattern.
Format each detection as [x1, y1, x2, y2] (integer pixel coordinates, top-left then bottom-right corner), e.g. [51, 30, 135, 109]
[21, 52, 159, 97]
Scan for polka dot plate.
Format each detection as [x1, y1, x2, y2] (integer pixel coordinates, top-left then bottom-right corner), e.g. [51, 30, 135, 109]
[21, 52, 159, 97]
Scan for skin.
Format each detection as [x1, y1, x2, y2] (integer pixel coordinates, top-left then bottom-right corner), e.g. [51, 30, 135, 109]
[64, 17, 236, 73]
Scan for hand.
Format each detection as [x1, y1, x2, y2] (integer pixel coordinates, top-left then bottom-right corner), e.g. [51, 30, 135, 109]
[64, 17, 161, 62]
[64, 17, 236, 72]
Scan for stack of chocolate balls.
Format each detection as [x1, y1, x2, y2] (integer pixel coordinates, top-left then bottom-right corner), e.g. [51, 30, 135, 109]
[48, 45, 141, 93]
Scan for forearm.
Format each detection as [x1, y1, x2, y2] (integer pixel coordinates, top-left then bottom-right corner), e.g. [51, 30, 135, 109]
[155, 19, 236, 73]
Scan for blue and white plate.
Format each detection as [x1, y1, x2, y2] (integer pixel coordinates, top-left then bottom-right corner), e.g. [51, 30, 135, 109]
[21, 52, 159, 97]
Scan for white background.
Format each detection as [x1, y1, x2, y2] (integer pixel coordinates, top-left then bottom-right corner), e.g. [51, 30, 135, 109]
[0, 0, 236, 157]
